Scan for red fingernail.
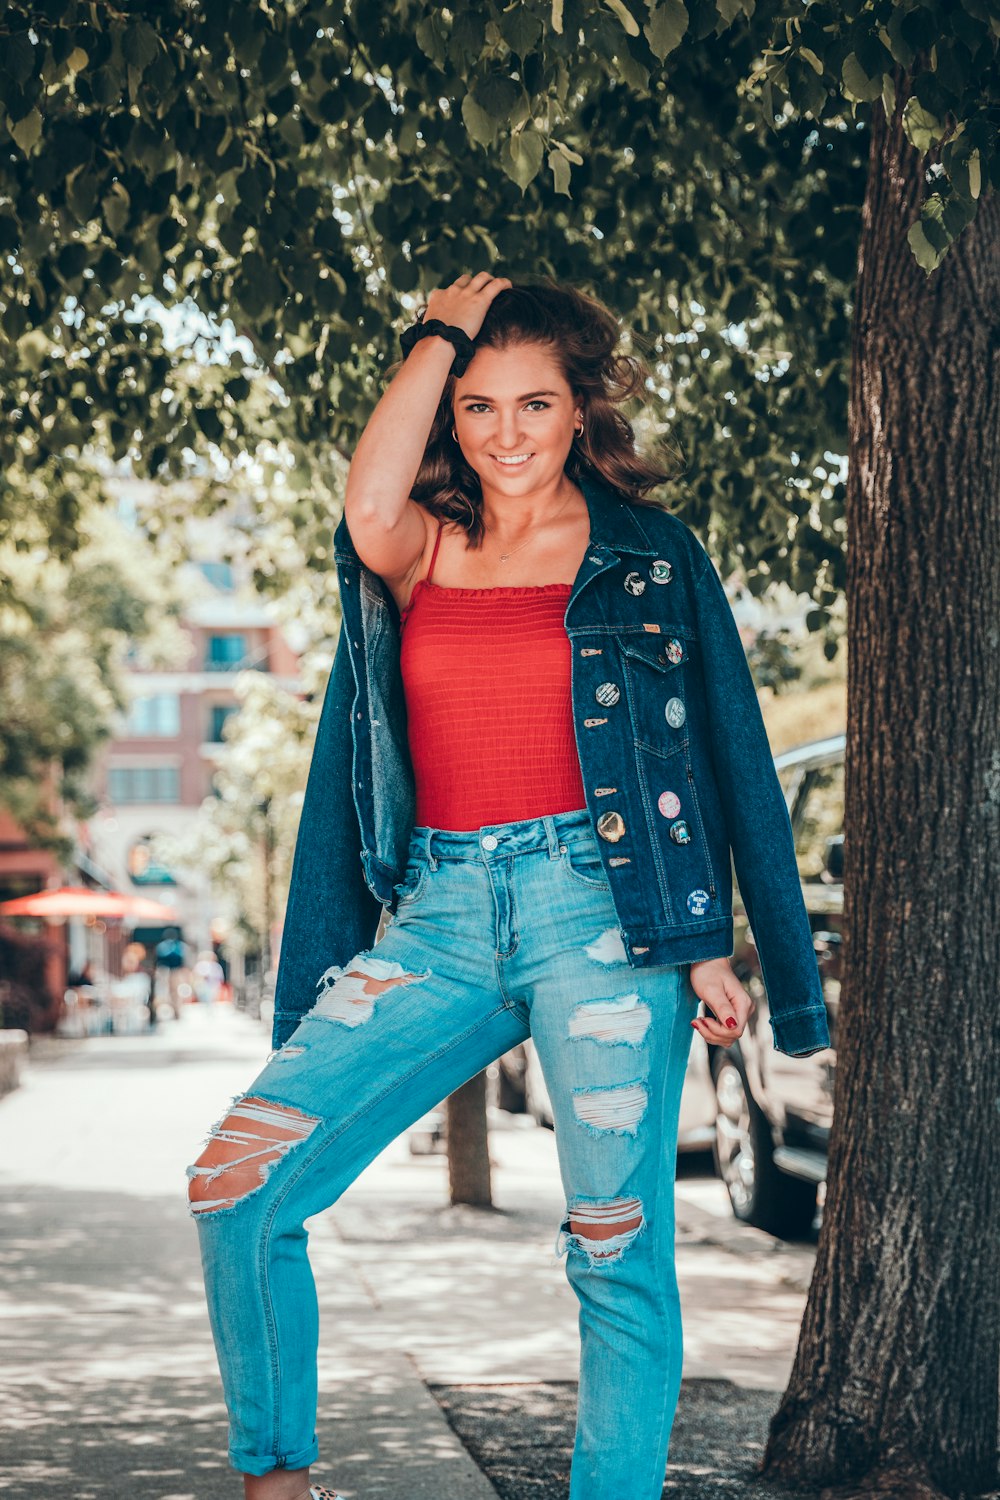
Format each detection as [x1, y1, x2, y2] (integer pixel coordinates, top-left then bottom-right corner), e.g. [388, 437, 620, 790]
[726, 1017, 738, 1029]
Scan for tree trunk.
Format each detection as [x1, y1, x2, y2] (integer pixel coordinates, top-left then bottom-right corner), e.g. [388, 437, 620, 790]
[761, 68, 1000, 1498]
[446, 1071, 493, 1206]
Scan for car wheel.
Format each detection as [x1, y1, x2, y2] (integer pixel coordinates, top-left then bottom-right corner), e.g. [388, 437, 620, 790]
[712, 1054, 818, 1240]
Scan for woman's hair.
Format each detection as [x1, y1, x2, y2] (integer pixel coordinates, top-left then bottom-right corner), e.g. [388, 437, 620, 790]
[387, 277, 684, 547]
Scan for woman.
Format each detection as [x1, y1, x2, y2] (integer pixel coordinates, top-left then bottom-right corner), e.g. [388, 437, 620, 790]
[188, 273, 830, 1500]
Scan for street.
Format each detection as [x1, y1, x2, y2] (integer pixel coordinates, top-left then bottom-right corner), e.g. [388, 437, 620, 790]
[0, 1006, 821, 1499]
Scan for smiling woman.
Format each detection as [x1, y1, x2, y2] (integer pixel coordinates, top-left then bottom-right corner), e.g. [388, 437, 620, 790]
[188, 272, 829, 1500]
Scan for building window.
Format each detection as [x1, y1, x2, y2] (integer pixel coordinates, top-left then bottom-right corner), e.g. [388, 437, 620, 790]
[107, 766, 181, 805]
[209, 704, 238, 742]
[205, 634, 247, 670]
[125, 694, 181, 737]
[198, 561, 235, 592]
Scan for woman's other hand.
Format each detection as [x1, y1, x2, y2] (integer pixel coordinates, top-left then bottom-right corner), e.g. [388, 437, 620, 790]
[688, 958, 755, 1046]
[424, 271, 512, 340]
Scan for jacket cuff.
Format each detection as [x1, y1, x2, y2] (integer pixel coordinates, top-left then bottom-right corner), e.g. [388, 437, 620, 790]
[271, 1009, 307, 1051]
[769, 1006, 831, 1058]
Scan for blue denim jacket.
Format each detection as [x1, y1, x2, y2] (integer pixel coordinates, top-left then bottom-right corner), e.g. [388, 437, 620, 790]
[272, 472, 831, 1059]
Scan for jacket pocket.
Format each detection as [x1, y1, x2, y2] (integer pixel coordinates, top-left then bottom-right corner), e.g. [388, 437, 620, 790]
[618, 631, 692, 757]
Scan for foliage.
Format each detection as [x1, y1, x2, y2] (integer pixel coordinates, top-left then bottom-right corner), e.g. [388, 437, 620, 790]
[0, 500, 187, 858]
[1, 3, 994, 651]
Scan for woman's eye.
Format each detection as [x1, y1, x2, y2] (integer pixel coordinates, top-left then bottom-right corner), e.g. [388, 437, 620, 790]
[467, 401, 551, 413]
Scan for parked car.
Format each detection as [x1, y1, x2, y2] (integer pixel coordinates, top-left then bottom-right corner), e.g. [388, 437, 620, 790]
[501, 732, 844, 1239]
[711, 733, 843, 1238]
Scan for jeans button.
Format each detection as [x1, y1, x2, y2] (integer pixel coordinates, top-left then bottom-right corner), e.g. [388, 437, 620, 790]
[481, 834, 499, 851]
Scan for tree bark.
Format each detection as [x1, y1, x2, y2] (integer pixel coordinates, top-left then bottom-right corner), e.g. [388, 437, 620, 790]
[761, 68, 1000, 1499]
[446, 1071, 493, 1207]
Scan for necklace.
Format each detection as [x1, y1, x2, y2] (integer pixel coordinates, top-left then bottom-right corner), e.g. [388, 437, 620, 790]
[481, 489, 575, 563]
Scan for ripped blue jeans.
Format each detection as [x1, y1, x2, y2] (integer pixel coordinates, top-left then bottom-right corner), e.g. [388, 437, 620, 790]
[188, 808, 698, 1497]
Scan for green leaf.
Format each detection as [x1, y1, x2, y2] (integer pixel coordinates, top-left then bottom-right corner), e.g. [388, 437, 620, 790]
[500, 10, 543, 55]
[474, 74, 520, 120]
[902, 98, 942, 154]
[503, 128, 544, 191]
[907, 219, 944, 274]
[5, 33, 36, 84]
[551, 0, 564, 34]
[462, 93, 496, 148]
[968, 150, 982, 201]
[799, 47, 824, 76]
[644, 0, 688, 62]
[10, 107, 41, 153]
[605, 0, 640, 37]
[122, 20, 159, 73]
[841, 54, 882, 104]
[101, 182, 130, 236]
[548, 148, 572, 196]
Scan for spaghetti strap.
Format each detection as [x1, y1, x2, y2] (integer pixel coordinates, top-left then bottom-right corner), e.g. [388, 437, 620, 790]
[426, 519, 444, 585]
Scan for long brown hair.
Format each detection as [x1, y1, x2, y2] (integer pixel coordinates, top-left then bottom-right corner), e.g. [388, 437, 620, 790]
[386, 276, 684, 548]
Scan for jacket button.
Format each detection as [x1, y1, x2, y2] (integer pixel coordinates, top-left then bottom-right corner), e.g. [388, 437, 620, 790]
[669, 819, 692, 845]
[595, 681, 620, 707]
[665, 697, 686, 728]
[657, 790, 681, 819]
[650, 559, 673, 584]
[596, 811, 626, 843]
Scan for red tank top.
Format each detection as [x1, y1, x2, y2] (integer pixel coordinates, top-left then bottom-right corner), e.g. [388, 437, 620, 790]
[399, 520, 587, 831]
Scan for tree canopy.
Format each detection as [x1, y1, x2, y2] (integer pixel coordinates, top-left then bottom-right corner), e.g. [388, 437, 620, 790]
[3, 0, 963, 650]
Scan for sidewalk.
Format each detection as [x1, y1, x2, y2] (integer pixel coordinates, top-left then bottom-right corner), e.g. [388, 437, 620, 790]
[0, 1006, 819, 1498]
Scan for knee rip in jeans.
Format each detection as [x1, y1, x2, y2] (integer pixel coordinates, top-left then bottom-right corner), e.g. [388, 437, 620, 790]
[186, 1095, 320, 1217]
[556, 1195, 646, 1266]
[312, 953, 430, 1028]
[571, 1079, 648, 1136]
[568, 993, 651, 1047]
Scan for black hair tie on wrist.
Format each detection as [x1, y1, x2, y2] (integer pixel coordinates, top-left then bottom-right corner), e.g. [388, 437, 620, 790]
[399, 318, 476, 377]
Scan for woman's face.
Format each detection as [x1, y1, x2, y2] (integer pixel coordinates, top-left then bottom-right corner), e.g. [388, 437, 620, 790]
[451, 342, 581, 495]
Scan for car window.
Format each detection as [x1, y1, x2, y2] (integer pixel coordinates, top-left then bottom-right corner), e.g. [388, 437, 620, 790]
[792, 762, 844, 882]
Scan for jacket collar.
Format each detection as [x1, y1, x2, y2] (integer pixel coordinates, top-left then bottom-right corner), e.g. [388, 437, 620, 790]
[333, 468, 660, 563]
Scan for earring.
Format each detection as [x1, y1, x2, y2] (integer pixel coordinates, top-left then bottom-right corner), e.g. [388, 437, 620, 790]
[574, 419, 584, 437]
[452, 428, 458, 441]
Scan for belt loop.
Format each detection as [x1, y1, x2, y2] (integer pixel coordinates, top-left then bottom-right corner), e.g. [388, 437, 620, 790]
[423, 827, 439, 870]
[542, 815, 560, 861]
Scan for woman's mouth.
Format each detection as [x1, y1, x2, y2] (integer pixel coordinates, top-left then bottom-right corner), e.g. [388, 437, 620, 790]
[490, 453, 535, 469]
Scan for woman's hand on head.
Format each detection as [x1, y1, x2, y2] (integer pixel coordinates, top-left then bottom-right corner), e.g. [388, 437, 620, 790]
[424, 271, 512, 341]
[688, 958, 755, 1046]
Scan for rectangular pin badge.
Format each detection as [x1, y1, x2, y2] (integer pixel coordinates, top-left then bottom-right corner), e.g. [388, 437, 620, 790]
[642, 623, 661, 633]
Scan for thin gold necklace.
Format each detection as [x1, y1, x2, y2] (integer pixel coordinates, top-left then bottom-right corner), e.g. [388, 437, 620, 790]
[481, 489, 575, 563]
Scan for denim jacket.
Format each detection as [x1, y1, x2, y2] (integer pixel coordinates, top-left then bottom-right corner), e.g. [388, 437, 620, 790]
[271, 471, 831, 1059]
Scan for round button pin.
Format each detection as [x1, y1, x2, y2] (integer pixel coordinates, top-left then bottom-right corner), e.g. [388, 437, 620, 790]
[481, 834, 498, 851]
[665, 697, 686, 729]
[657, 790, 681, 819]
[669, 819, 692, 845]
[595, 681, 621, 707]
[665, 637, 684, 665]
[687, 888, 711, 916]
[623, 571, 646, 596]
[596, 811, 626, 843]
[650, 559, 673, 584]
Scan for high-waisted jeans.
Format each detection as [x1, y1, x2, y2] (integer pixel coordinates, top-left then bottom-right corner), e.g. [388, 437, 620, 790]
[188, 807, 698, 1498]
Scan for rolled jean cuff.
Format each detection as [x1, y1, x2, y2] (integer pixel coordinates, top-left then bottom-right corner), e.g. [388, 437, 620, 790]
[230, 1438, 320, 1477]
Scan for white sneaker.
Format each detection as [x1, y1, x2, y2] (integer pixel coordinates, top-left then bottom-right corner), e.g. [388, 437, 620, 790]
[309, 1488, 344, 1500]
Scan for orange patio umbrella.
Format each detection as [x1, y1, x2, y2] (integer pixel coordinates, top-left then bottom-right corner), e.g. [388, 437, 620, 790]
[0, 886, 179, 921]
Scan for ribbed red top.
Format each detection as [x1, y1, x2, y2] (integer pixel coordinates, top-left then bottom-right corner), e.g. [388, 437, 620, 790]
[399, 520, 587, 831]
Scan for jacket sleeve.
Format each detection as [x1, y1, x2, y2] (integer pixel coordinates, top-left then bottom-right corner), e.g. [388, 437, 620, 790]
[692, 546, 831, 1058]
[270, 628, 385, 1050]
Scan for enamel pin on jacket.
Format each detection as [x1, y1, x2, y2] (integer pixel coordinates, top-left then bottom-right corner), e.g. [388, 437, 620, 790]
[271, 472, 831, 1059]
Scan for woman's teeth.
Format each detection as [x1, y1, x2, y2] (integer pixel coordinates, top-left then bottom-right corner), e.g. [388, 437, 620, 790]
[491, 453, 534, 466]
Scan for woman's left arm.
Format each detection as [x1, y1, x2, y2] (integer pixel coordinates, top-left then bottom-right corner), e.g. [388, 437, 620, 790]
[690, 544, 831, 1059]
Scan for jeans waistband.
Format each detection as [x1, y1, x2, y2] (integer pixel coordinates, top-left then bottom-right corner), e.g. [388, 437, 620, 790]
[410, 807, 594, 865]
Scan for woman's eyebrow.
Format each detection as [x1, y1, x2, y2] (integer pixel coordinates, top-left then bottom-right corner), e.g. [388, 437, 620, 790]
[458, 390, 561, 402]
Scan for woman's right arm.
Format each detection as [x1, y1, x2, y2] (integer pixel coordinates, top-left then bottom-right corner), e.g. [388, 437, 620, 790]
[343, 271, 511, 581]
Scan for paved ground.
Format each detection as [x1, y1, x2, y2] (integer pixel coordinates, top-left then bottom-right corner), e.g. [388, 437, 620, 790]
[0, 1006, 822, 1498]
